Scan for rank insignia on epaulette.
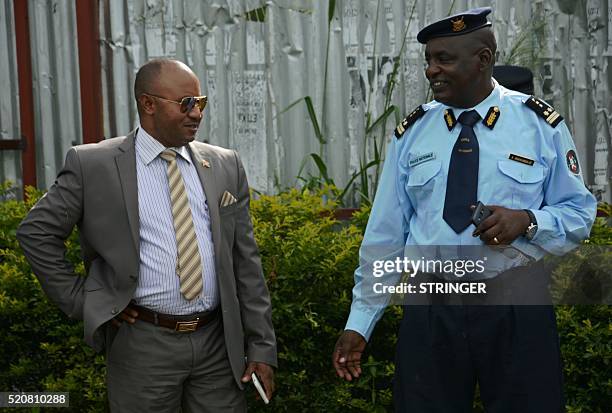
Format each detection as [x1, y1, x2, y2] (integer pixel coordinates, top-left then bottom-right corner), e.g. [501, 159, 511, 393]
[525, 96, 564, 128]
[443, 109, 457, 130]
[483, 106, 500, 129]
[395, 105, 426, 138]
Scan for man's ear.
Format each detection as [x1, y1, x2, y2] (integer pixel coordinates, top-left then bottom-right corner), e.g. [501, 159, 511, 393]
[138, 94, 156, 115]
[478, 48, 493, 71]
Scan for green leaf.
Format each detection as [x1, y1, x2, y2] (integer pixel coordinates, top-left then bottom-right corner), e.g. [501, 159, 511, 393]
[328, 0, 336, 23]
[277, 96, 326, 144]
[338, 160, 380, 203]
[304, 96, 326, 144]
[277, 97, 307, 117]
[309, 153, 333, 185]
[374, 140, 380, 163]
[366, 105, 397, 135]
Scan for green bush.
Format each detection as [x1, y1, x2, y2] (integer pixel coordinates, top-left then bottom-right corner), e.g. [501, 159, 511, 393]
[0, 185, 107, 412]
[248, 187, 397, 411]
[0, 185, 610, 412]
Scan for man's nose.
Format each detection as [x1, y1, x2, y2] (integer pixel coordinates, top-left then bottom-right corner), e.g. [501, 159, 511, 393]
[425, 63, 440, 79]
[425, 62, 440, 80]
[187, 105, 203, 120]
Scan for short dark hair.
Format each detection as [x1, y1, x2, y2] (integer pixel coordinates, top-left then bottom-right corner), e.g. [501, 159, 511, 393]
[472, 28, 497, 68]
[134, 58, 171, 108]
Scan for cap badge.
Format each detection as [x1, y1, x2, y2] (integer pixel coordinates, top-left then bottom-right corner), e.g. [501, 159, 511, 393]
[451, 16, 466, 32]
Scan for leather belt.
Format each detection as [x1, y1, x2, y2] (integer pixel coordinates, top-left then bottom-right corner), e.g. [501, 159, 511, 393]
[128, 304, 219, 332]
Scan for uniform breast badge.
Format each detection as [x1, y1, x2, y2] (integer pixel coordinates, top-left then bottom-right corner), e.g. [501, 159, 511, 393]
[509, 153, 535, 166]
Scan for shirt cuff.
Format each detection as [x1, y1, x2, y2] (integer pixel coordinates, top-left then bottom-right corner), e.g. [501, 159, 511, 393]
[344, 306, 381, 342]
[530, 208, 555, 244]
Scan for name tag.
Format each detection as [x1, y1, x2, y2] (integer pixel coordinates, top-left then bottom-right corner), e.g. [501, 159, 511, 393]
[409, 152, 436, 167]
[508, 153, 535, 166]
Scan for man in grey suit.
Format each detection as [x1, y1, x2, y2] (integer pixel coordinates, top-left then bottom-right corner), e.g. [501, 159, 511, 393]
[17, 59, 276, 412]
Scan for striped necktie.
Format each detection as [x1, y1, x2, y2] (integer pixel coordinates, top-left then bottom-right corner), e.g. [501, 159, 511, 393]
[160, 149, 203, 301]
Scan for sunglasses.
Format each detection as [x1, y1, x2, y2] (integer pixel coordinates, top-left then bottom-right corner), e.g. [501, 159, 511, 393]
[144, 93, 208, 113]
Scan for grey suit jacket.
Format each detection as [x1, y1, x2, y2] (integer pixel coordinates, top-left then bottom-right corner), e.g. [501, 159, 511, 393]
[17, 129, 277, 386]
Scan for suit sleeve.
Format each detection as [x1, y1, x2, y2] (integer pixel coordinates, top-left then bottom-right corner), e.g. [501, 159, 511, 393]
[16, 148, 86, 320]
[232, 151, 277, 367]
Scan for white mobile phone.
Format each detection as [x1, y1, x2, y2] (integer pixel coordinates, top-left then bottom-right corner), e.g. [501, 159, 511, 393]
[251, 372, 270, 404]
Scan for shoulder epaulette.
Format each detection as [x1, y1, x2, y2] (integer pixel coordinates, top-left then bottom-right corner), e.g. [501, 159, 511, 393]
[524, 96, 563, 128]
[395, 105, 426, 139]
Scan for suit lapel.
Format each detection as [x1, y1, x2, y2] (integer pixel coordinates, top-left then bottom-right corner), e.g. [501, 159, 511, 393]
[189, 143, 221, 257]
[115, 130, 140, 253]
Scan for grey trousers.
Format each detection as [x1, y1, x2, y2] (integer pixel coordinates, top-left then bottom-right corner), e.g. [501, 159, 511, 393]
[105, 316, 245, 413]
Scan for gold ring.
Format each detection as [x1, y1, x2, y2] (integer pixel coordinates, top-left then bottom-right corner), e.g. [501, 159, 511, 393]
[493, 237, 499, 244]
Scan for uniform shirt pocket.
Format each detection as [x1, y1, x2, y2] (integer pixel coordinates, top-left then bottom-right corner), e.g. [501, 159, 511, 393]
[497, 160, 546, 208]
[405, 160, 442, 210]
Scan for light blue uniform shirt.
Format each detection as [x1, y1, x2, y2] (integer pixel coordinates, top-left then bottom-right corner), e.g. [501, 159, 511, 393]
[346, 80, 597, 340]
[132, 128, 218, 315]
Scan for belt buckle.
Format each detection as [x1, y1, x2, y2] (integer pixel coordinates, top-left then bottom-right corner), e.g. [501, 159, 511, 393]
[175, 319, 199, 332]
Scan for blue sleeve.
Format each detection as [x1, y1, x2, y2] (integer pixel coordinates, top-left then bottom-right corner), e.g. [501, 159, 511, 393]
[344, 136, 411, 340]
[530, 122, 597, 255]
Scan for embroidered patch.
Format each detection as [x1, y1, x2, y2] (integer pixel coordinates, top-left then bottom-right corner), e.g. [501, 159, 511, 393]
[451, 16, 466, 32]
[443, 109, 457, 131]
[483, 106, 500, 129]
[509, 154, 535, 166]
[566, 150, 580, 174]
[409, 152, 436, 167]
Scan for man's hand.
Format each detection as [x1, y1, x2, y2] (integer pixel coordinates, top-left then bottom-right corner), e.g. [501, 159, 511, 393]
[332, 330, 367, 381]
[471, 205, 531, 245]
[241, 361, 275, 402]
[111, 307, 138, 328]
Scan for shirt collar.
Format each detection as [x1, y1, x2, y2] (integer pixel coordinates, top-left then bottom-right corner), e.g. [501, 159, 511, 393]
[135, 127, 192, 165]
[471, 78, 501, 119]
[443, 78, 501, 119]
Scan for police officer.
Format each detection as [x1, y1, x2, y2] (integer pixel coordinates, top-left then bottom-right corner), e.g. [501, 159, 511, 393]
[332, 7, 596, 412]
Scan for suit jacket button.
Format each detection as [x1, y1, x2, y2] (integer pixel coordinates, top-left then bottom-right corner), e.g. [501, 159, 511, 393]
[111, 308, 118, 314]
[129, 274, 137, 281]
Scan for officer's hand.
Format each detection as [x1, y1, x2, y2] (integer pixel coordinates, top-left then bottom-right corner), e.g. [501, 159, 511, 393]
[111, 307, 138, 328]
[241, 361, 275, 402]
[332, 330, 367, 381]
[471, 205, 531, 245]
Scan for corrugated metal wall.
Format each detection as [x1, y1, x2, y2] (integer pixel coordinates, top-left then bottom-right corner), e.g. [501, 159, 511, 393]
[1, 0, 611, 203]
[29, 0, 82, 189]
[0, 0, 21, 187]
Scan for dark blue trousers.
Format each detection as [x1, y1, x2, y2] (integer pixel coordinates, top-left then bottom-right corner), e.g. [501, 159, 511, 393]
[393, 265, 565, 412]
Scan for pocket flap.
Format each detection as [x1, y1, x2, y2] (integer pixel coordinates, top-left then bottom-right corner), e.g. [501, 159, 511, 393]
[407, 161, 442, 187]
[84, 275, 103, 292]
[85, 259, 104, 291]
[497, 160, 545, 184]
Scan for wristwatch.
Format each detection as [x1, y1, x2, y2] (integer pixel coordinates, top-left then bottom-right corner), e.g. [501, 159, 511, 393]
[523, 209, 538, 240]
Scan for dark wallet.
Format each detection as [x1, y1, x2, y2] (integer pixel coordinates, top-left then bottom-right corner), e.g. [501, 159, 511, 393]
[471, 201, 492, 226]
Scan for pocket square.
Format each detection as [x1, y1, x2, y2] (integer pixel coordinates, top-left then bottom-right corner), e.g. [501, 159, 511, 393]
[220, 190, 238, 207]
